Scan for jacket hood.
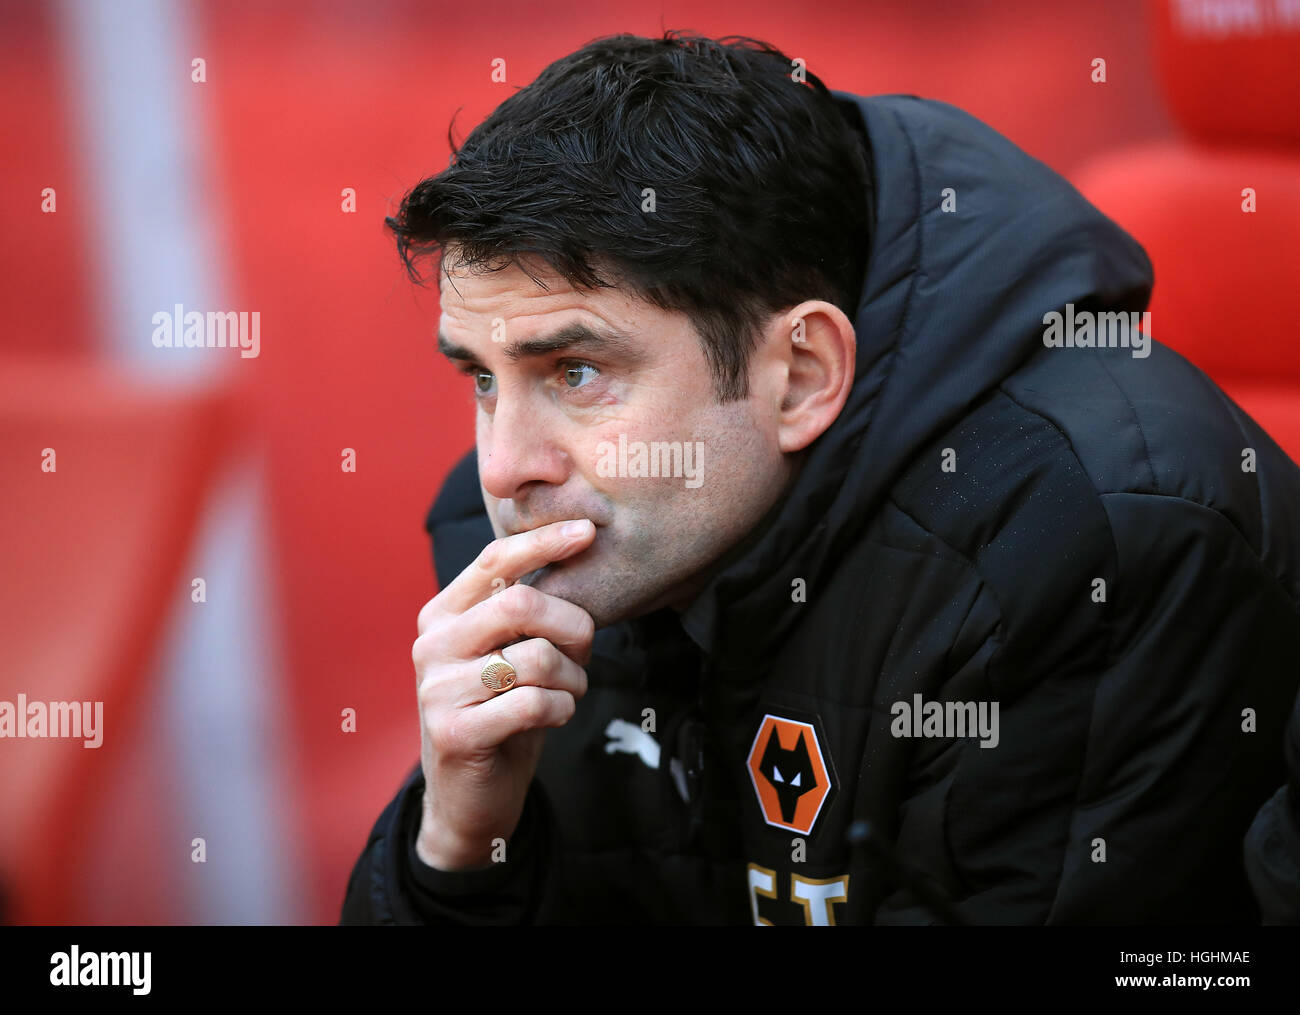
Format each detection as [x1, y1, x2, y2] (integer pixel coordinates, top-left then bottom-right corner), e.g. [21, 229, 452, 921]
[674, 93, 1153, 667]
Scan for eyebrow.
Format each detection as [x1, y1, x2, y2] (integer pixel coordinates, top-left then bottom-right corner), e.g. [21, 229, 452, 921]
[437, 321, 643, 366]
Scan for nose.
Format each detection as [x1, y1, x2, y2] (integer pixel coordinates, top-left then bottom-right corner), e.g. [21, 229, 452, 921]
[477, 387, 570, 502]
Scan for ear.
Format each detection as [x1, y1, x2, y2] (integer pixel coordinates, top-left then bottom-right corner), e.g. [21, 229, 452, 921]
[761, 301, 856, 454]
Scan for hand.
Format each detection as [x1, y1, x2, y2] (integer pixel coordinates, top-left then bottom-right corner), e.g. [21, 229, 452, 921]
[411, 519, 597, 871]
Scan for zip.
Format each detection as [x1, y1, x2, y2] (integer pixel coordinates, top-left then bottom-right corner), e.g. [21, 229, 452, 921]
[683, 652, 709, 847]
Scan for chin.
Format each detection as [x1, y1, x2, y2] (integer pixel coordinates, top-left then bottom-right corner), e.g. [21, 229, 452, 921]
[522, 560, 657, 631]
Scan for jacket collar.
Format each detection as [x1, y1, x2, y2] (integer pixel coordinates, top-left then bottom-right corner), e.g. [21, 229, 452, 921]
[671, 93, 1152, 671]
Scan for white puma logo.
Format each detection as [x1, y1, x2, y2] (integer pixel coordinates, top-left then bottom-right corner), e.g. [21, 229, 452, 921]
[603, 718, 690, 802]
[604, 718, 659, 769]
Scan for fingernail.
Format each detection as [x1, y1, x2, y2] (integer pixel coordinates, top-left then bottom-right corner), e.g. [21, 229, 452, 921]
[562, 520, 591, 538]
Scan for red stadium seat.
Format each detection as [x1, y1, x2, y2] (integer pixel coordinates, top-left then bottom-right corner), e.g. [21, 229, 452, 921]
[1073, 0, 1300, 463]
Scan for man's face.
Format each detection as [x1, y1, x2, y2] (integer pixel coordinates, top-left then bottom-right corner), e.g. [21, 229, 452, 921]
[437, 255, 796, 630]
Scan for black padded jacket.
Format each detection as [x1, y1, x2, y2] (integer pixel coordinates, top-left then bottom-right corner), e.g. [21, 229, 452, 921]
[342, 93, 1300, 925]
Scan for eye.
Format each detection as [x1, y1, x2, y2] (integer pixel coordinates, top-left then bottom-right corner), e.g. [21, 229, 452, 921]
[561, 362, 599, 389]
[473, 370, 496, 396]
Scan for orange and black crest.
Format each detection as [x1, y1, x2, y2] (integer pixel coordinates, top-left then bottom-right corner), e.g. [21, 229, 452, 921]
[746, 713, 835, 835]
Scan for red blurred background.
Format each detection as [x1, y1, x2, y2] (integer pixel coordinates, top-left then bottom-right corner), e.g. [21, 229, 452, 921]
[2, 0, 1296, 924]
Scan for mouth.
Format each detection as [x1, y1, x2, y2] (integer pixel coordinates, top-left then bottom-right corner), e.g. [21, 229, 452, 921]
[505, 518, 603, 538]
[516, 563, 552, 587]
[515, 531, 598, 587]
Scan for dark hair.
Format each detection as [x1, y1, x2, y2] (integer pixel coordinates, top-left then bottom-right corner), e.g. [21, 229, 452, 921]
[387, 31, 872, 401]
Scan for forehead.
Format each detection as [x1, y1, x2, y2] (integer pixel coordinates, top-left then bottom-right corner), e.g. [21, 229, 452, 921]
[437, 254, 647, 331]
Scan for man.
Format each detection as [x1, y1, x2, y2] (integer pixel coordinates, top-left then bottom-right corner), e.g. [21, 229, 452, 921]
[341, 32, 1300, 925]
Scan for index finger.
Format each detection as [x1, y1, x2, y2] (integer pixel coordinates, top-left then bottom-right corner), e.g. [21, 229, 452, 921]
[438, 518, 596, 615]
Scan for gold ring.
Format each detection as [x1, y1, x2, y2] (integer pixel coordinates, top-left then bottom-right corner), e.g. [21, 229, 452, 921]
[480, 651, 517, 692]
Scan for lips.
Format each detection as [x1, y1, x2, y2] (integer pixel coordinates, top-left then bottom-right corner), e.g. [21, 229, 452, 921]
[516, 563, 553, 587]
[504, 518, 602, 537]
[515, 531, 600, 586]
